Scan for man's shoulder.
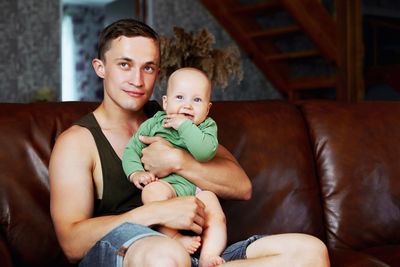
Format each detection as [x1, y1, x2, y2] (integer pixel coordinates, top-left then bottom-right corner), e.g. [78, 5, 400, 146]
[50, 124, 98, 176]
[60, 123, 93, 138]
[54, 124, 95, 152]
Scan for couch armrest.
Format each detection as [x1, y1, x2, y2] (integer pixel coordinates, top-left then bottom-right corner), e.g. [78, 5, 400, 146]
[0, 235, 12, 267]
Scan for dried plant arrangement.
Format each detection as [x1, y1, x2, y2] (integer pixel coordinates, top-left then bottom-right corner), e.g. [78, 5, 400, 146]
[30, 87, 56, 102]
[159, 27, 243, 89]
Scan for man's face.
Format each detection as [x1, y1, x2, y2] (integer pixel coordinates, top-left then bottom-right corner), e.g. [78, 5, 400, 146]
[99, 36, 159, 112]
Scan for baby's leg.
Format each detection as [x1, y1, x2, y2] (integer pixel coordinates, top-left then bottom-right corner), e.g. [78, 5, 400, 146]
[141, 179, 177, 204]
[158, 225, 201, 255]
[141, 180, 201, 254]
[196, 190, 227, 267]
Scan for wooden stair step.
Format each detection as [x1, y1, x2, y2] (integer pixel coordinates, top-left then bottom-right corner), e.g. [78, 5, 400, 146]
[248, 25, 301, 39]
[231, 0, 282, 16]
[280, 0, 339, 65]
[288, 75, 338, 91]
[265, 50, 320, 61]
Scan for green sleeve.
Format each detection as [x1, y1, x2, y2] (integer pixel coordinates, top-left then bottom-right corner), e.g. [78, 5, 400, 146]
[177, 117, 218, 162]
[122, 118, 154, 179]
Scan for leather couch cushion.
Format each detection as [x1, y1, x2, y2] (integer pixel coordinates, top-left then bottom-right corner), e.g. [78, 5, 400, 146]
[210, 100, 325, 244]
[0, 102, 97, 266]
[300, 101, 400, 250]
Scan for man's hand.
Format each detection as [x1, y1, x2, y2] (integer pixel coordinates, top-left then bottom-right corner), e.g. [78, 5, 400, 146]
[162, 114, 188, 130]
[139, 135, 184, 178]
[130, 171, 157, 190]
[153, 196, 206, 234]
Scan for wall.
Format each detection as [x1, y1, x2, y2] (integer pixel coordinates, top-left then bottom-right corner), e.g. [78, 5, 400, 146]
[2, 0, 398, 103]
[151, 0, 282, 101]
[63, 4, 105, 101]
[0, 0, 60, 103]
[105, 0, 136, 26]
[61, 0, 138, 102]
[363, 0, 400, 18]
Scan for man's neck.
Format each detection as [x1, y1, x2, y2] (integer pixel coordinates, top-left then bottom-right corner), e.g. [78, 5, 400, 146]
[94, 101, 148, 136]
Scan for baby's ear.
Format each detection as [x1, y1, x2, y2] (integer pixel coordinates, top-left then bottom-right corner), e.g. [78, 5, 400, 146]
[162, 95, 168, 110]
[207, 102, 212, 114]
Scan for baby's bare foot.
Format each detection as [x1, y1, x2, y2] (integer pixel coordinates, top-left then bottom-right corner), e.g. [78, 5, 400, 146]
[174, 234, 201, 254]
[199, 255, 225, 267]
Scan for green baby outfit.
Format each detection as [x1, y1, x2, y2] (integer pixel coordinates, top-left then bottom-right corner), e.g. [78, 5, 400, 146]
[122, 111, 218, 196]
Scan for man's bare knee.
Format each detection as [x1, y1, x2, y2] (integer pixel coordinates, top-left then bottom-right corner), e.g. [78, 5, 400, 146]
[284, 234, 329, 267]
[301, 235, 330, 267]
[123, 236, 190, 267]
[246, 233, 330, 267]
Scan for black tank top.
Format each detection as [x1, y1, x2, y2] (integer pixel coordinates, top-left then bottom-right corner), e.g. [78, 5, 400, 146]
[74, 101, 161, 217]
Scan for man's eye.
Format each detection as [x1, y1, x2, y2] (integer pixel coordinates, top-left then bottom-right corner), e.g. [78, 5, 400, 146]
[194, 98, 201, 102]
[120, 62, 129, 68]
[144, 66, 154, 72]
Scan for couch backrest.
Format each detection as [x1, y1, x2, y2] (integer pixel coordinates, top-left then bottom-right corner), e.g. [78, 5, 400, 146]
[209, 100, 325, 244]
[300, 101, 400, 250]
[0, 102, 98, 266]
[0, 100, 325, 266]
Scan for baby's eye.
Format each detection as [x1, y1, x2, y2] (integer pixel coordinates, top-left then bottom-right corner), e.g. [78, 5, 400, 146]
[194, 98, 201, 102]
[176, 95, 183, 100]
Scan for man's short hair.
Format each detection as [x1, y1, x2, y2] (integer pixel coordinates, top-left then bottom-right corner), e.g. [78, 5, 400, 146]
[98, 19, 160, 62]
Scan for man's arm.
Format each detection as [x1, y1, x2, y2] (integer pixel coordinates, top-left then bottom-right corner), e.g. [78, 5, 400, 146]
[49, 126, 206, 262]
[139, 136, 252, 200]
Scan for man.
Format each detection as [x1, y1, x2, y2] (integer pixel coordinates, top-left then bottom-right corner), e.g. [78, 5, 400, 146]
[50, 19, 329, 266]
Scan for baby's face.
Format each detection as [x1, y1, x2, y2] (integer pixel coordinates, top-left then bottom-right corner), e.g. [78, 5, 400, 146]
[163, 69, 212, 125]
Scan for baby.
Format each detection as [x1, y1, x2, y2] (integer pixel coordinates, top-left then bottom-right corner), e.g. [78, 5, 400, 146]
[122, 67, 226, 267]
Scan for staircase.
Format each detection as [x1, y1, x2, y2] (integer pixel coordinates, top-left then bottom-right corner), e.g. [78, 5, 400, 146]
[199, 0, 364, 101]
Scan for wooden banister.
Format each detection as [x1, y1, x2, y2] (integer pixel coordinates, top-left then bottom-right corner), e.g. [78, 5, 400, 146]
[336, 0, 364, 101]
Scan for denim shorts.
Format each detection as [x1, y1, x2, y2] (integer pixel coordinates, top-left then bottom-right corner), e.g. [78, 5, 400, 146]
[79, 222, 265, 267]
[191, 234, 265, 266]
[79, 222, 165, 267]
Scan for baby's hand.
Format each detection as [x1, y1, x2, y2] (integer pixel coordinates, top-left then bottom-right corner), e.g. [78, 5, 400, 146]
[162, 114, 188, 130]
[130, 171, 158, 189]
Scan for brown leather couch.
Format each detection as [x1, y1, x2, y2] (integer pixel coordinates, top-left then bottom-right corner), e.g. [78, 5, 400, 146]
[1, 100, 399, 266]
